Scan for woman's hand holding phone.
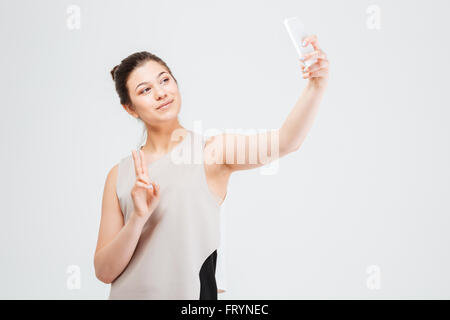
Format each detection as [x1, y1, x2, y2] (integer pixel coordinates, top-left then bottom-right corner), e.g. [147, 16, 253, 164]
[299, 34, 330, 88]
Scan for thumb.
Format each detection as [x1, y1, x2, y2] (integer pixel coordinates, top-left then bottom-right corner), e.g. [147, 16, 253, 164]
[146, 182, 156, 197]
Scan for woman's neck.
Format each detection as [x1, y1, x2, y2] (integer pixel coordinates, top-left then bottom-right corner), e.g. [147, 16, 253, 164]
[141, 122, 187, 155]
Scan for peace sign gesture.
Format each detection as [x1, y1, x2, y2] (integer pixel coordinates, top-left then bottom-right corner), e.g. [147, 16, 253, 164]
[130, 149, 161, 223]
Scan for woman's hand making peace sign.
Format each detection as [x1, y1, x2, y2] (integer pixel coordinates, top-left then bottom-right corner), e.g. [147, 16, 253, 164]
[130, 149, 161, 223]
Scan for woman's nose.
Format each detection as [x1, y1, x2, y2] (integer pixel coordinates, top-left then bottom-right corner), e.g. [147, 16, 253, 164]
[154, 87, 167, 98]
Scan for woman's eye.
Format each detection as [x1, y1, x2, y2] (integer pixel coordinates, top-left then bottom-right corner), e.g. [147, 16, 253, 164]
[141, 79, 169, 94]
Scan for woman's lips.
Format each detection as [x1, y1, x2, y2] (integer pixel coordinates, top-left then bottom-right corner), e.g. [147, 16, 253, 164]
[156, 99, 173, 110]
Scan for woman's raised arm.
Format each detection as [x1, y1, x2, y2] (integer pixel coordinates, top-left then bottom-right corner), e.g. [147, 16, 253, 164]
[206, 34, 329, 174]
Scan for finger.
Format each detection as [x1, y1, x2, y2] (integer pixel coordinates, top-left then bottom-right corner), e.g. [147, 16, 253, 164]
[308, 68, 329, 78]
[299, 59, 306, 68]
[131, 150, 141, 177]
[140, 149, 149, 177]
[137, 176, 151, 185]
[146, 183, 157, 201]
[136, 180, 153, 189]
[303, 59, 329, 74]
[148, 182, 157, 197]
[138, 150, 145, 175]
[302, 50, 327, 65]
[303, 68, 323, 79]
[302, 34, 320, 51]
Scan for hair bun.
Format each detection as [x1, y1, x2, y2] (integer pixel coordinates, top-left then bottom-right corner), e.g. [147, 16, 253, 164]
[110, 65, 119, 80]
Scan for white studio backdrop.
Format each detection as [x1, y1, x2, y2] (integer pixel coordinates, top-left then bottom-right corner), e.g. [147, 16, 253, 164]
[0, 0, 449, 299]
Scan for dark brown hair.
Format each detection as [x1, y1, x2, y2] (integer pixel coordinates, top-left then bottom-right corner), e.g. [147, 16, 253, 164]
[110, 51, 178, 106]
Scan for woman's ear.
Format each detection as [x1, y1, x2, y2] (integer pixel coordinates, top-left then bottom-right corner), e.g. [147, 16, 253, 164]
[122, 104, 139, 119]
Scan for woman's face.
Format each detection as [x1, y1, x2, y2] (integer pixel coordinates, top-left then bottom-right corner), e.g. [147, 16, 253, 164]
[125, 60, 181, 124]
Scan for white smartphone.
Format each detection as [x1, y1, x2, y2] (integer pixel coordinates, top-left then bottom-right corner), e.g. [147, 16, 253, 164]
[283, 16, 317, 68]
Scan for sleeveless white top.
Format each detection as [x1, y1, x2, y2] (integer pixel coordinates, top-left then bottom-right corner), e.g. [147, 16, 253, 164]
[109, 129, 227, 299]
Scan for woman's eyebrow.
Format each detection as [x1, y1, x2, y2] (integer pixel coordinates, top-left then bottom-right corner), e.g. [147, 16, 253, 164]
[135, 71, 168, 91]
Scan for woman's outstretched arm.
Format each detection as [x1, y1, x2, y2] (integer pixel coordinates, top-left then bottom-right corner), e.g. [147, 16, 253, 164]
[279, 34, 329, 152]
[206, 34, 329, 173]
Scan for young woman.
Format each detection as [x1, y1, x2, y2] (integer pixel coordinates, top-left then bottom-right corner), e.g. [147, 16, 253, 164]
[94, 35, 329, 300]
